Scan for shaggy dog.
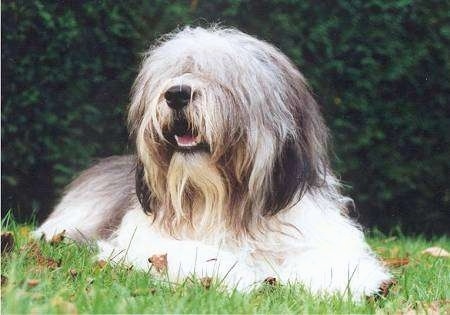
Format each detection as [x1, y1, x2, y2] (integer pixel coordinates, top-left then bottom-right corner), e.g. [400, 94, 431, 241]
[35, 26, 390, 298]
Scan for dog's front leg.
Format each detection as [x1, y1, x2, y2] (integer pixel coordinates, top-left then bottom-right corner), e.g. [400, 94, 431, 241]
[97, 209, 260, 291]
[278, 247, 391, 299]
[157, 241, 260, 291]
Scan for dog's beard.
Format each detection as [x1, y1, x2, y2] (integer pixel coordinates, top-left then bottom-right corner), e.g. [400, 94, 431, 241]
[146, 109, 256, 240]
[136, 100, 236, 239]
[162, 151, 228, 238]
[140, 104, 278, 240]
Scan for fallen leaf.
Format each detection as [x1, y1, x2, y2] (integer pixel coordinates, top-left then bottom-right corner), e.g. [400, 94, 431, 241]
[366, 279, 398, 302]
[20, 241, 40, 257]
[49, 230, 66, 245]
[200, 277, 212, 289]
[1, 232, 14, 254]
[96, 260, 107, 269]
[148, 254, 168, 273]
[264, 277, 277, 286]
[382, 257, 409, 267]
[27, 279, 40, 288]
[43, 257, 62, 269]
[422, 247, 450, 258]
[21, 241, 61, 269]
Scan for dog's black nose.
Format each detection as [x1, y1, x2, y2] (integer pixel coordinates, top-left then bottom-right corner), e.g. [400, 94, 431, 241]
[164, 85, 191, 110]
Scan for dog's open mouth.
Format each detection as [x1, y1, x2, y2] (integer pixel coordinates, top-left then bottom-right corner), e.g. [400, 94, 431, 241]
[167, 115, 209, 152]
[174, 134, 202, 147]
[173, 132, 209, 152]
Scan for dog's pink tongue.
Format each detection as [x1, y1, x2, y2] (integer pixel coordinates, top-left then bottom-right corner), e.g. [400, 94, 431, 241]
[176, 135, 196, 145]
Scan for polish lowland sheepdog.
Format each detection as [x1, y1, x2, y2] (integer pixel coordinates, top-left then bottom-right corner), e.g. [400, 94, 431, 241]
[35, 26, 391, 298]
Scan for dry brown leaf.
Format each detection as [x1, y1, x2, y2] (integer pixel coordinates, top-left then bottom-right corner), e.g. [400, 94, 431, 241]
[21, 241, 61, 270]
[200, 277, 212, 289]
[27, 279, 40, 288]
[21, 241, 40, 255]
[1, 232, 14, 254]
[263, 277, 277, 286]
[43, 257, 61, 269]
[148, 254, 168, 273]
[382, 257, 409, 267]
[49, 230, 66, 245]
[366, 279, 398, 302]
[422, 246, 450, 258]
[96, 260, 107, 269]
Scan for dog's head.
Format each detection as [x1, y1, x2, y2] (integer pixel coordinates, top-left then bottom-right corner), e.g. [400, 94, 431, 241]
[129, 26, 329, 237]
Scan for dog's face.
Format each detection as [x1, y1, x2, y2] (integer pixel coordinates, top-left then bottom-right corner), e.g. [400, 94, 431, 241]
[128, 27, 329, 237]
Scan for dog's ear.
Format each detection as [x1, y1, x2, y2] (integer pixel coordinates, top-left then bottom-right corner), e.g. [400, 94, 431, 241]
[264, 138, 325, 215]
[264, 139, 301, 215]
[135, 159, 153, 214]
[263, 72, 329, 216]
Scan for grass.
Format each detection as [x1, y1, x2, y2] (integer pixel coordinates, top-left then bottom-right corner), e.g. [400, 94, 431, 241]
[1, 214, 449, 314]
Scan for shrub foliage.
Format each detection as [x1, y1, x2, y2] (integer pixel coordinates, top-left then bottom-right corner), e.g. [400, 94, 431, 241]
[2, 0, 449, 234]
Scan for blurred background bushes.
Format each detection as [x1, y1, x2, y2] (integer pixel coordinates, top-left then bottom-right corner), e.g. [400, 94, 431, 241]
[2, 0, 449, 235]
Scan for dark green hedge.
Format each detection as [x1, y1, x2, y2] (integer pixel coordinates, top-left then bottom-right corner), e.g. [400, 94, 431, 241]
[2, 0, 449, 234]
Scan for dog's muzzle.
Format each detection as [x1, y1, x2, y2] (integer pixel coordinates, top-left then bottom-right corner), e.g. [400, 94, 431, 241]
[163, 85, 209, 152]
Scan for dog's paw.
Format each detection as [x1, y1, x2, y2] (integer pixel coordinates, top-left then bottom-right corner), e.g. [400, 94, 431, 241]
[31, 228, 51, 241]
